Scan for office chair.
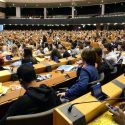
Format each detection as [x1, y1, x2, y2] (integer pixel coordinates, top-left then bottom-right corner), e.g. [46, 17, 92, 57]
[89, 72, 105, 86]
[111, 66, 117, 74]
[6, 109, 53, 125]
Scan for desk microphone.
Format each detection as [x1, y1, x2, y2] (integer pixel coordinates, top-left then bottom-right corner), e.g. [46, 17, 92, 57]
[68, 97, 125, 112]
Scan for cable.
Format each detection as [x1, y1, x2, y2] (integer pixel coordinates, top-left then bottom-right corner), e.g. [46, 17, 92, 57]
[68, 97, 125, 112]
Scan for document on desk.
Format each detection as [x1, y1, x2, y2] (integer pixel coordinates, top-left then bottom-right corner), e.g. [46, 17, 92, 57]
[88, 111, 118, 125]
[122, 56, 125, 64]
[11, 60, 22, 67]
[0, 86, 9, 97]
[57, 65, 77, 72]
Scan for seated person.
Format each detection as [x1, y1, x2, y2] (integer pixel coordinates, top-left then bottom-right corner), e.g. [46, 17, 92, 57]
[109, 102, 125, 125]
[57, 48, 99, 101]
[43, 43, 49, 54]
[0, 64, 61, 125]
[62, 46, 71, 58]
[11, 44, 21, 57]
[103, 43, 118, 65]
[51, 49, 62, 61]
[95, 48, 114, 84]
[0, 54, 5, 71]
[22, 47, 38, 64]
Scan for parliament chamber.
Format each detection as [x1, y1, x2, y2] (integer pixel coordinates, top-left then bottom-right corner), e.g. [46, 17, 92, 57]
[0, 0, 125, 125]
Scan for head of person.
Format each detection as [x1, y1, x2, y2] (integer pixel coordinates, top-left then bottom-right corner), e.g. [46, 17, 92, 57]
[79, 43, 84, 50]
[17, 64, 36, 89]
[85, 41, 91, 47]
[94, 48, 103, 65]
[12, 44, 18, 55]
[51, 49, 62, 60]
[81, 48, 96, 66]
[122, 41, 125, 51]
[117, 42, 123, 51]
[23, 47, 33, 58]
[0, 54, 4, 66]
[2, 45, 7, 52]
[103, 43, 113, 54]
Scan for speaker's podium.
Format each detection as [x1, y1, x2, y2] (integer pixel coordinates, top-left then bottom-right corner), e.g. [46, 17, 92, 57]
[53, 74, 125, 125]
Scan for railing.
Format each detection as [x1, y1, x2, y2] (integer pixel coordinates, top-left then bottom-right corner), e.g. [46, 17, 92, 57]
[6, 12, 125, 19]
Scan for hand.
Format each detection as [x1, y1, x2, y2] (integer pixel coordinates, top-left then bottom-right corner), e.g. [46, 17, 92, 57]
[110, 106, 125, 125]
[57, 92, 66, 98]
[118, 102, 125, 111]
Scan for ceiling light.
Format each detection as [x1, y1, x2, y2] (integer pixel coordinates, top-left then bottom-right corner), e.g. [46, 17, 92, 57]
[114, 23, 118, 25]
[0, 0, 5, 2]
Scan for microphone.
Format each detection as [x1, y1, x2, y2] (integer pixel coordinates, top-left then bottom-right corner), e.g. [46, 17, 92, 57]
[68, 97, 125, 112]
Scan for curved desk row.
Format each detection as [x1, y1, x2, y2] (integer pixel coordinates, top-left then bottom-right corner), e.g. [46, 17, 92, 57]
[4, 52, 51, 66]
[0, 55, 80, 82]
[53, 74, 125, 125]
[0, 70, 77, 106]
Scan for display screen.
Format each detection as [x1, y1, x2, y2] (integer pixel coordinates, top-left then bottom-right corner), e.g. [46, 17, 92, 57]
[91, 83, 102, 97]
[0, 25, 3, 31]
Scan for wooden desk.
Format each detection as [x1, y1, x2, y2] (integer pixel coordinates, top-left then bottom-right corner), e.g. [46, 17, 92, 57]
[0, 56, 80, 82]
[4, 57, 20, 65]
[88, 107, 118, 125]
[4, 52, 51, 66]
[53, 74, 125, 125]
[0, 70, 76, 106]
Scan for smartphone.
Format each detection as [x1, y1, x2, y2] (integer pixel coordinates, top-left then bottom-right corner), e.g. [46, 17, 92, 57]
[91, 83, 102, 97]
[106, 103, 118, 113]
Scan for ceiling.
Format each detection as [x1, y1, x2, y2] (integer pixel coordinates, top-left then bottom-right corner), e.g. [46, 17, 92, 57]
[1, 0, 125, 7]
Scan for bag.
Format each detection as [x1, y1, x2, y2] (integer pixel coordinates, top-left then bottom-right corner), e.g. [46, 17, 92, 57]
[11, 73, 19, 81]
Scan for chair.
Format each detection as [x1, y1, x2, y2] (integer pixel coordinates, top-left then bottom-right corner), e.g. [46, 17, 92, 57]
[111, 66, 117, 74]
[89, 72, 105, 86]
[6, 109, 53, 125]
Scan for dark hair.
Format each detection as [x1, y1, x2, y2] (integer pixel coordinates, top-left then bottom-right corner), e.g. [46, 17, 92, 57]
[0, 55, 4, 66]
[81, 48, 96, 66]
[94, 48, 102, 57]
[104, 43, 113, 52]
[122, 41, 125, 51]
[79, 43, 84, 50]
[24, 47, 33, 58]
[17, 64, 36, 83]
[94, 48, 103, 65]
[85, 41, 91, 46]
[51, 49, 62, 60]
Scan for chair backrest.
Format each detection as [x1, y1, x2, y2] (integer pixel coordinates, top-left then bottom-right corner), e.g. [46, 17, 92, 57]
[89, 72, 105, 86]
[6, 109, 53, 125]
[111, 67, 117, 74]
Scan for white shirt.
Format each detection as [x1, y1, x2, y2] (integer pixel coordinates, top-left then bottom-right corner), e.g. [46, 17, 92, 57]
[105, 51, 118, 64]
[43, 47, 49, 54]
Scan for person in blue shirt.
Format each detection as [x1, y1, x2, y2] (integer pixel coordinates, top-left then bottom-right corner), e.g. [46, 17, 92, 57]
[57, 48, 99, 101]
